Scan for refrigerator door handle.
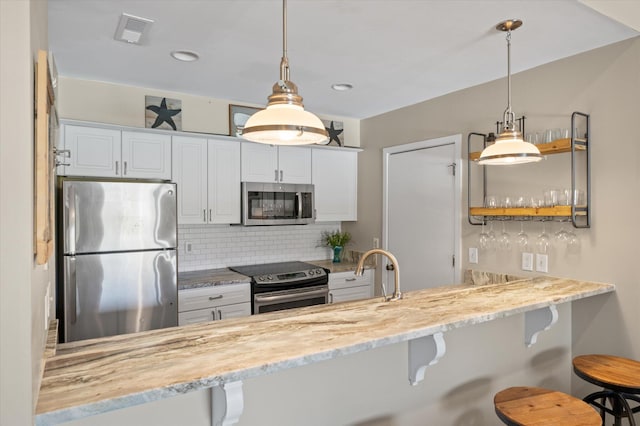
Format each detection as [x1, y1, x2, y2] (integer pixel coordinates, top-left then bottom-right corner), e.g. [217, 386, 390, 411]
[66, 256, 78, 324]
[66, 183, 77, 255]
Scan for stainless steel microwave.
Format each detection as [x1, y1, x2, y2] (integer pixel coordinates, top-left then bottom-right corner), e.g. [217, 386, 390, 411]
[241, 182, 315, 225]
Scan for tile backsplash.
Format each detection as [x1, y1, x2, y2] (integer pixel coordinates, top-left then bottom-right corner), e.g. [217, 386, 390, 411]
[177, 222, 341, 271]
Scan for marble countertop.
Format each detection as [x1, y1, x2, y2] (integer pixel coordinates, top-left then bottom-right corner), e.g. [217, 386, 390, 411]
[178, 268, 250, 290]
[36, 275, 614, 425]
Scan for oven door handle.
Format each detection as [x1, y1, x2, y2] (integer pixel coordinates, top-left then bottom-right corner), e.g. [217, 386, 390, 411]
[295, 191, 302, 219]
[254, 288, 328, 303]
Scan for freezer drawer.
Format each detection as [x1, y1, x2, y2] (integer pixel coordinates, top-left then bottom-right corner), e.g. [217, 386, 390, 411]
[62, 180, 177, 254]
[63, 250, 177, 342]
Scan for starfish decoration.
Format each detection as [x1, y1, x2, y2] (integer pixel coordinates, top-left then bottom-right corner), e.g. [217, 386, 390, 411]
[146, 98, 182, 130]
[325, 121, 343, 146]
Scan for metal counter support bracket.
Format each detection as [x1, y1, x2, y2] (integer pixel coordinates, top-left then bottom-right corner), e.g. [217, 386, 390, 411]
[212, 380, 244, 426]
[408, 332, 446, 385]
[524, 305, 558, 347]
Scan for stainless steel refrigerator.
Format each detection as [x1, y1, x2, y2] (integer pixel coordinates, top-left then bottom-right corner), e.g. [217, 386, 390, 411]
[57, 179, 178, 342]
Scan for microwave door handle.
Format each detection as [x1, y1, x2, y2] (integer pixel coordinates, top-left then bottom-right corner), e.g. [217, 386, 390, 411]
[296, 192, 302, 219]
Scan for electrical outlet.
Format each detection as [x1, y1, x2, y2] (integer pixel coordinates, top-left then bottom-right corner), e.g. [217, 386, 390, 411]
[521, 252, 533, 271]
[536, 254, 549, 273]
[468, 247, 478, 264]
[185, 241, 192, 253]
[373, 238, 380, 249]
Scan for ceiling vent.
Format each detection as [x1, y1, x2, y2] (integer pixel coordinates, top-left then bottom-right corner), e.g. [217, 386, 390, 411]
[114, 13, 154, 45]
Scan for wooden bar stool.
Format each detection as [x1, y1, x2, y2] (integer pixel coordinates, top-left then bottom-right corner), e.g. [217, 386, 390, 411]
[573, 354, 640, 426]
[494, 386, 601, 425]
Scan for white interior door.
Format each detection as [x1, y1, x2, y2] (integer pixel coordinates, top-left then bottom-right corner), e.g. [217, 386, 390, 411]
[383, 135, 461, 293]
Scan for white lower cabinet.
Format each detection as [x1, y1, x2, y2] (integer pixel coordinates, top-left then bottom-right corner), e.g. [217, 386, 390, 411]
[328, 269, 373, 304]
[178, 283, 251, 326]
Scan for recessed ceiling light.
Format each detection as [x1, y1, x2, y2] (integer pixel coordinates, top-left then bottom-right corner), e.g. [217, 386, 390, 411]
[331, 83, 353, 91]
[170, 50, 200, 62]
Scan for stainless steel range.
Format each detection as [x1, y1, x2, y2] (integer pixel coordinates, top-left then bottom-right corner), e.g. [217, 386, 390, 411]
[229, 261, 328, 314]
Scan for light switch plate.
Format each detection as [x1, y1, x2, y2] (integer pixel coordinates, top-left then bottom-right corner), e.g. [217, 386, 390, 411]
[185, 241, 192, 253]
[536, 254, 549, 273]
[468, 247, 478, 264]
[522, 252, 533, 271]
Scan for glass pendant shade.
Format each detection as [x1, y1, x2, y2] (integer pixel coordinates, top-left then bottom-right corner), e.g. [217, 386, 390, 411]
[242, 104, 328, 145]
[478, 129, 542, 165]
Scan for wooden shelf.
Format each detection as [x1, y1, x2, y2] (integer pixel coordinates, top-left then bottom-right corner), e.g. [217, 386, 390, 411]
[469, 206, 587, 217]
[469, 138, 587, 161]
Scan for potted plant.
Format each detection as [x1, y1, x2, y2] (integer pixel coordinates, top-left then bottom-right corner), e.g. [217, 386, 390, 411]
[322, 230, 351, 263]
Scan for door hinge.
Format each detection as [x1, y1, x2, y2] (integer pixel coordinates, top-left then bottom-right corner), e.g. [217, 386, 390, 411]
[448, 163, 456, 176]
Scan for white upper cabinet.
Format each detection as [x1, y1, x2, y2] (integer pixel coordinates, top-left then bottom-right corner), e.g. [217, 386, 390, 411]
[61, 124, 171, 180]
[208, 138, 241, 224]
[172, 136, 208, 224]
[62, 125, 121, 177]
[312, 148, 358, 221]
[172, 135, 241, 225]
[241, 142, 311, 184]
[121, 131, 172, 180]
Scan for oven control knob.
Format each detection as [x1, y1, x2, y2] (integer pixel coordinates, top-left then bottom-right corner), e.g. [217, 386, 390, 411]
[316, 269, 323, 275]
[309, 270, 314, 275]
[258, 276, 264, 281]
[267, 275, 273, 280]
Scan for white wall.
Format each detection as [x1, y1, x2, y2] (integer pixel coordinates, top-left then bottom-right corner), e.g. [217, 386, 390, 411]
[0, 0, 53, 425]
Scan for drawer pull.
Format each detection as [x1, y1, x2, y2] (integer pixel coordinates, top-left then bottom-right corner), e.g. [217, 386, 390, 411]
[345, 278, 357, 282]
[209, 295, 223, 301]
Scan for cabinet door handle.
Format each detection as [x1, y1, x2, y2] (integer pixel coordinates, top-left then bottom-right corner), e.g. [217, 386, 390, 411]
[211, 310, 217, 321]
[123, 161, 127, 175]
[209, 209, 212, 222]
[203, 209, 206, 222]
[218, 309, 223, 321]
[280, 170, 283, 181]
[208, 295, 223, 301]
[115, 161, 119, 175]
[329, 292, 334, 304]
[345, 277, 357, 282]
[274, 169, 278, 181]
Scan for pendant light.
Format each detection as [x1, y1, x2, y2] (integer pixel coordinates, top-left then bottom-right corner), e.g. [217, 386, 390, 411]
[242, 0, 328, 145]
[478, 19, 542, 165]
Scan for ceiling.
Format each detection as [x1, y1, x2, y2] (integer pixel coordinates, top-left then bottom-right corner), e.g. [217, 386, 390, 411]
[48, 0, 639, 120]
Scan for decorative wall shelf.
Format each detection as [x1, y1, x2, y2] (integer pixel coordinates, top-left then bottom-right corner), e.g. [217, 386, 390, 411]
[467, 112, 591, 228]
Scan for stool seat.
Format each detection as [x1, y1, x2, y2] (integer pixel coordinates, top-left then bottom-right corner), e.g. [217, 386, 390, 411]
[573, 354, 640, 425]
[573, 354, 640, 394]
[494, 386, 601, 426]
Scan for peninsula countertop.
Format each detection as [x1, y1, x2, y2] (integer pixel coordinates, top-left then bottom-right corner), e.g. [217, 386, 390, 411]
[36, 275, 614, 425]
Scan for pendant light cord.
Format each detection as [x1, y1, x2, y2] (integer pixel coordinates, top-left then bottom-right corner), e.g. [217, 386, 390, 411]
[504, 30, 515, 131]
[279, 0, 290, 83]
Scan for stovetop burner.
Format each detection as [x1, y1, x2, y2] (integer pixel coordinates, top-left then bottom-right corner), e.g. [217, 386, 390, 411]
[229, 261, 317, 277]
[229, 261, 327, 286]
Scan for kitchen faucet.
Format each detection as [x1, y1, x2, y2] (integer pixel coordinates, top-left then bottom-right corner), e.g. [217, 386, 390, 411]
[355, 249, 402, 301]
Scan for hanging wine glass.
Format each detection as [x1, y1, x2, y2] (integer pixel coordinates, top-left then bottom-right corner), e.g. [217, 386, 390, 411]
[555, 219, 570, 242]
[498, 221, 511, 251]
[516, 222, 529, 251]
[536, 222, 551, 254]
[487, 221, 497, 251]
[478, 222, 490, 251]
